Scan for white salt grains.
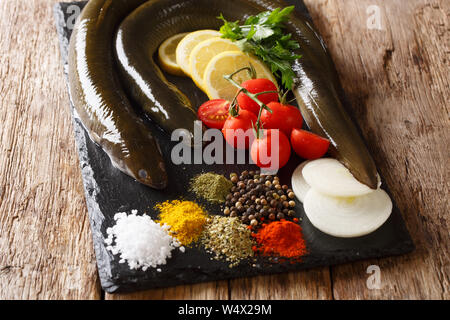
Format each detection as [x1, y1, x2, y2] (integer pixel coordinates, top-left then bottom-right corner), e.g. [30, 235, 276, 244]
[105, 210, 184, 271]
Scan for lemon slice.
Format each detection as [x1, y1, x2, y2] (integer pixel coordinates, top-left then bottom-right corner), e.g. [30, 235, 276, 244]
[189, 37, 241, 90]
[158, 33, 189, 76]
[203, 51, 277, 101]
[175, 30, 222, 76]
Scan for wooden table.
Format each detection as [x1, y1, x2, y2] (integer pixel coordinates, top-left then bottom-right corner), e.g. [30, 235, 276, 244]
[0, 0, 448, 300]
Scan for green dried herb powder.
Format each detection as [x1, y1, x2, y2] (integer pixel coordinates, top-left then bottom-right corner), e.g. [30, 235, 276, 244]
[190, 173, 233, 204]
[201, 216, 255, 268]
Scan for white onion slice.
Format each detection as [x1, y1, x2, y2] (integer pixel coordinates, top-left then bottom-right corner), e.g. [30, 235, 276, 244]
[302, 158, 377, 197]
[303, 188, 392, 238]
[291, 161, 311, 203]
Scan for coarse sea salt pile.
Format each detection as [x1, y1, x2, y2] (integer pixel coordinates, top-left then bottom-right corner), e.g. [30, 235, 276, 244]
[104, 210, 185, 271]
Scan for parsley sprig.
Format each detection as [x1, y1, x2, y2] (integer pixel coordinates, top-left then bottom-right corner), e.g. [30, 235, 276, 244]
[218, 6, 301, 90]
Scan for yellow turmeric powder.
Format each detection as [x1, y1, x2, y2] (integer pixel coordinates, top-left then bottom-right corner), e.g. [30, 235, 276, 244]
[155, 200, 208, 246]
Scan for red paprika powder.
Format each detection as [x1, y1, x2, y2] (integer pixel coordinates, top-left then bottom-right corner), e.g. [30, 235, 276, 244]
[254, 220, 307, 259]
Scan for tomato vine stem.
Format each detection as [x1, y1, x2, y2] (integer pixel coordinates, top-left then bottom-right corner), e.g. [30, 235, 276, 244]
[224, 65, 278, 138]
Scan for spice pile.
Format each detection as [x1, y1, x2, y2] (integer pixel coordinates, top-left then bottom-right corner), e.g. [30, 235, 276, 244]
[201, 216, 255, 268]
[253, 220, 307, 260]
[105, 170, 308, 272]
[190, 172, 233, 203]
[104, 210, 184, 271]
[224, 170, 297, 227]
[155, 200, 208, 246]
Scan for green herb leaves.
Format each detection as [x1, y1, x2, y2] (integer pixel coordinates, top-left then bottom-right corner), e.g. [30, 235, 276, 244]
[218, 6, 301, 90]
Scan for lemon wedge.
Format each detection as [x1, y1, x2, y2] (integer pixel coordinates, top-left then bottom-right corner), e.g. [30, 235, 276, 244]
[175, 30, 222, 76]
[158, 33, 189, 76]
[203, 51, 277, 101]
[189, 37, 241, 90]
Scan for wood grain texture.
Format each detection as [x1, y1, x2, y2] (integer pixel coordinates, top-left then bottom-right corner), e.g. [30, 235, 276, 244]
[107, 281, 229, 300]
[0, 0, 100, 299]
[229, 270, 332, 300]
[306, 0, 449, 299]
[0, 0, 448, 300]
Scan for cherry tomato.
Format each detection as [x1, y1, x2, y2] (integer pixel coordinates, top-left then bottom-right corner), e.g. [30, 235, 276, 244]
[198, 99, 230, 129]
[260, 101, 303, 137]
[237, 79, 279, 115]
[222, 109, 258, 149]
[251, 129, 291, 170]
[290, 128, 330, 160]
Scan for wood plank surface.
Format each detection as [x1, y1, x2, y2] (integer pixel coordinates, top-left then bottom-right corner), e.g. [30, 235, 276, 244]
[0, 0, 100, 299]
[0, 0, 448, 300]
[306, 0, 449, 299]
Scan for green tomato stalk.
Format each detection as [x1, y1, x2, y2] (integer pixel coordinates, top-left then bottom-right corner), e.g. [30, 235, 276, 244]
[223, 65, 278, 139]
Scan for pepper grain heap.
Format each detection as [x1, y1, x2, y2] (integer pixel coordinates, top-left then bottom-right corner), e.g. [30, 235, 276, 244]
[190, 172, 233, 203]
[224, 170, 297, 227]
[201, 216, 255, 268]
[104, 210, 183, 271]
[156, 200, 208, 246]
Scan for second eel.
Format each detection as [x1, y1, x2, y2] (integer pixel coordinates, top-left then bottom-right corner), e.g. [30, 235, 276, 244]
[114, 0, 378, 189]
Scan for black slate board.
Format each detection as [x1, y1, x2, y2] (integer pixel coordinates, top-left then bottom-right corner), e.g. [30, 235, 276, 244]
[53, 0, 414, 293]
